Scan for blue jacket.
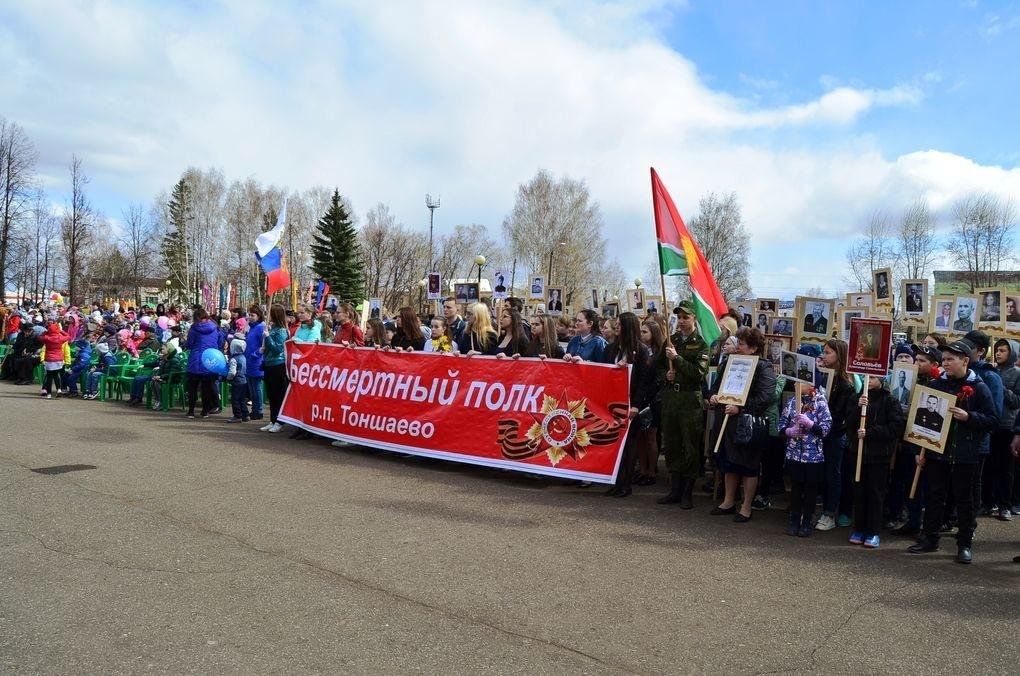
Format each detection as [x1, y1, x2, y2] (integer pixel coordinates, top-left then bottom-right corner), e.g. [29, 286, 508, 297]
[566, 333, 608, 363]
[245, 320, 265, 378]
[970, 360, 1003, 454]
[72, 339, 92, 369]
[184, 319, 222, 375]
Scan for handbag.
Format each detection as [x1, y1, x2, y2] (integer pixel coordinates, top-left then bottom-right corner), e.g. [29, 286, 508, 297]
[636, 406, 654, 430]
[733, 413, 754, 445]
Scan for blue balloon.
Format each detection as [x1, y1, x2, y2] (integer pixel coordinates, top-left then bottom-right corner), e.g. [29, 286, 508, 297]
[201, 348, 228, 375]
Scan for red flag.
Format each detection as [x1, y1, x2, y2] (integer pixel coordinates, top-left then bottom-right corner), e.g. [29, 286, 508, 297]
[266, 268, 291, 296]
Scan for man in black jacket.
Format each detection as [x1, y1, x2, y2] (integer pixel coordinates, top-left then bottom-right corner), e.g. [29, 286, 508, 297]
[4, 323, 41, 384]
[908, 340, 998, 564]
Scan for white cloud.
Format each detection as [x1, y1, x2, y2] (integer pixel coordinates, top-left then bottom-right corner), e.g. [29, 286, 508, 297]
[0, 0, 1016, 298]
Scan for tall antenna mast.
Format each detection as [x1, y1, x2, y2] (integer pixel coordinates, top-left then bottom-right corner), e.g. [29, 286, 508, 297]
[425, 194, 441, 272]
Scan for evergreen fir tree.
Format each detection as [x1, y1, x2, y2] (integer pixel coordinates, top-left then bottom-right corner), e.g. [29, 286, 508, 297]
[162, 178, 192, 303]
[310, 189, 364, 301]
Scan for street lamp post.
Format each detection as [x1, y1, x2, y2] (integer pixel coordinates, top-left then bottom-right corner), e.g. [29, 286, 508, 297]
[547, 241, 566, 286]
[474, 254, 486, 287]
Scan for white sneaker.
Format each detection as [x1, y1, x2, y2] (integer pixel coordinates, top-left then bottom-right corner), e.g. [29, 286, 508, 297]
[267, 423, 283, 433]
[259, 423, 274, 431]
[815, 514, 836, 531]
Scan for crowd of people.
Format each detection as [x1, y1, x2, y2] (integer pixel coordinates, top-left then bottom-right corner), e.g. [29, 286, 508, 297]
[2, 294, 1018, 565]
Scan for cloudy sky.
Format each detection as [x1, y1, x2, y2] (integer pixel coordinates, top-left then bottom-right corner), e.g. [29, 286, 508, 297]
[3, 0, 1019, 296]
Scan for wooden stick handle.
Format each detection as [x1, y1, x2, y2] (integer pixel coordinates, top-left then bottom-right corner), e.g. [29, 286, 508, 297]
[854, 403, 867, 483]
[712, 414, 730, 455]
[795, 382, 803, 414]
[909, 450, 925, 499]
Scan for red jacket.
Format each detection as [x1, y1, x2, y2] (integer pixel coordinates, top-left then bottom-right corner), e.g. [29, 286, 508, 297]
[40, 327, 69, 364]
[333, 321, 364, 346]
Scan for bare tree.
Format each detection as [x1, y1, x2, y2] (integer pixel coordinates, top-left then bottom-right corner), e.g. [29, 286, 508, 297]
[28, 189, 60, 302]
[0, 118, 37, 296]
[360, 203, 429, 311]
[681, 191, 751, 301]
[896, 198, 939, 280]
[434, 224, 501, 289]
[61, 155, 94, 304]
[502, 169, 607, 308]
[845, 210, 897, 291]
[120, 202, 158, 305]
[946, 192, 1017, 292]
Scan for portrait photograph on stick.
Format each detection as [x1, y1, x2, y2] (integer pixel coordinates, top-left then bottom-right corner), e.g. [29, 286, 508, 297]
[756, 298, 779, 313]
[845, 292, 873, 309]
[491, 270, 509, 299]
[795, 296, 834, 345]
[847, 317, 893, 377]
[951, 295, 978, 334]
[546, 287, 564, 315]
[838, 308, 865, 341]
[715, 354, 759, 406]
[976, 287, 1003, 331]
[644, 295, 662, 316]
[890, 362, 918, 412]
[779, 349, 816, 384]
[931, 296, 955, 332]
[770, 315, 793, 337]
[900, 278, 927, 325]
[903, 385, 956, 454]
[814, 366, 835, 395]
[1006, 293, 1020, 337]
[601, 301, 619, 319]
[427, 272, 442, 300]
[765, 334, 791, 366]
[627, 287, 644, 312]
[872, 267, 893, 309]
[529, 275, 545, 299]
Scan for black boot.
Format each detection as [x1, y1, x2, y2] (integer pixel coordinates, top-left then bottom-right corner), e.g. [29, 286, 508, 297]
[657, 475, 683, 504]
[907, 537, 939, 553]
[679, 479, 694, 510]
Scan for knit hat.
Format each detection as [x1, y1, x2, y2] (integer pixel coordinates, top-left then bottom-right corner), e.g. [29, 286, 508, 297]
[104, 324, 117, 335]
[235, 317, 248, 333]
[894, 343, 915, 360]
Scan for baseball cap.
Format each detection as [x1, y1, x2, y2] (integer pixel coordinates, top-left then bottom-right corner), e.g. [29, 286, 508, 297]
[963, 330, 989, 351]
[943, 339, 974, 357]
[912, 344, 942, 364]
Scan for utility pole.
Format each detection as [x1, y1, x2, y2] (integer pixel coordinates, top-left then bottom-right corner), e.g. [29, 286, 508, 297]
[426, 194, 440, 272]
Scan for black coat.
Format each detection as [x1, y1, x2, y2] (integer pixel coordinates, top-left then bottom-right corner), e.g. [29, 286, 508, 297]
[860, 387, 906, 464]
[605, 343, 656, 411]
[827, 376, 860, 439]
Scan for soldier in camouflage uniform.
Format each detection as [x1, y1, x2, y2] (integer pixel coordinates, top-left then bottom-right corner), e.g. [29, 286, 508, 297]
[657, 300, 710, 509]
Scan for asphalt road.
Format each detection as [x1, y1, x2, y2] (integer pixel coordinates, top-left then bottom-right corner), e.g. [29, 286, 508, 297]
[1, 380, 1017, 674]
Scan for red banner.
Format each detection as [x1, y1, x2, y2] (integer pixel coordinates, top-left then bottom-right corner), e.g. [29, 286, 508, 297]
[278, 342, 633, 483]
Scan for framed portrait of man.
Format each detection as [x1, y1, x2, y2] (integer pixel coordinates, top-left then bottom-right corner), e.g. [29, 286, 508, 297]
[1006, 293, 1020, 338]
[931, 296, 955, 333]
[845, 292, 873, 309]
[976, 287, 1004, 331]
[847, 317, 893, 376]
[369, 298, 382, 319]
[900, 279, 927, 325]
[765, 334, 791, 366]
[873, 268, 893, 310]
[601, 301, 619, 319]
[903, 385, 956, 454]
[427, 272, 442, 300]
[754, 311, 772, 333]
[716, 355, 760, 406]
[491, 270, 509, 300]
[891, 362, 919, 412]
[546, 287, 564, 316]
[779, 349, 816, 384]
[756, 298, 779, 314]
[590, 288, 599, 309]
[951, 295, 978, 335]
[735, 301, 753, 327]
[770, 315, 793, 337]
[627, 288, 645, 312]
[529, 276, 545, 300]
[815, 366, 835, 395]
[795, 296, 835, 345]
[454, 283, 470, 305]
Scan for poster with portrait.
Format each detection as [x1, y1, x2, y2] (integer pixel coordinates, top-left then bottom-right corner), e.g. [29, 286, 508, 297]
[427, 272, 442, 301]
[890, 362, 918, 413]
[491, 270, 509, 300]
[903, 385, 956, 454]
[873, 268, 893, 311]
[756, 298, 779, 314]
[779, 349, 816, 384]
[601, 301, 619, 319]
[976, 287, 1004, 332]
[847, 317, 893, 376]
[838, 308, 865, 342]
[735, 301, 754, 328]
[369, 298, 382, 320]
[545, 287, 565, 316]
[769, 315, 793, 337]
[1006, 293, 1020, 338]
[795, 296, 835, 345]
[455, 282, 480, 305]
[528, 275, 545, 300]
[753, 311, 773, 333]
[845, 292, 873, 310]
[627, 288, 645, 313]
[716, 355, 760, 406]
[900, 279, 928, 326]
[590, 288, 599, 309]
[931, 296, 955, 333]
[765, 334, 791, 366]
[815, 366, 835, 395]
[644, 295, 662, 316]
[951, 295, 978, 335]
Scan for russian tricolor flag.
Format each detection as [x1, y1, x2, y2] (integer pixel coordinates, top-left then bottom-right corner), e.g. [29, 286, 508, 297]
[255, 199, 291, 295]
